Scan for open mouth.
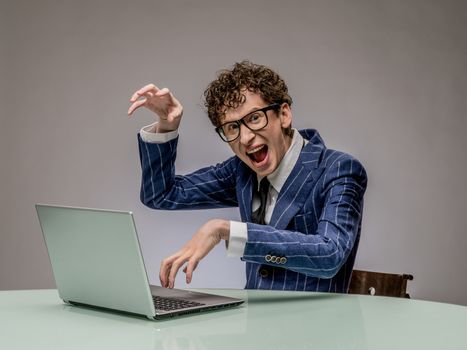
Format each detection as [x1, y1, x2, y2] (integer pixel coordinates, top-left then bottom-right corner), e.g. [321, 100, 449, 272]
[247, 145, 268, 164]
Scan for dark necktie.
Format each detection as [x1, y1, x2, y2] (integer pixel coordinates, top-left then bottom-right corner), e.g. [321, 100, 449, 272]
[251, 177, 270, 225]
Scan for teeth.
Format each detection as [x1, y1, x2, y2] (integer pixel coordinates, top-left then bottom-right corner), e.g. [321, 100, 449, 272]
[247, 145, 264, 154]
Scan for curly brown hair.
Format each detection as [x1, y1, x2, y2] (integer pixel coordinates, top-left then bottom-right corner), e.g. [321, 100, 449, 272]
[203, 61, 293, 128]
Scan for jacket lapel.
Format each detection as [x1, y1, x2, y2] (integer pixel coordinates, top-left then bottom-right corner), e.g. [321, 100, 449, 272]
[237, 165, 255, 222]
[269, 135, 325, 230]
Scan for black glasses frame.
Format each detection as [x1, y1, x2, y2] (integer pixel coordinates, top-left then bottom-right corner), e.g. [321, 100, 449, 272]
[215, 103, 281, 142]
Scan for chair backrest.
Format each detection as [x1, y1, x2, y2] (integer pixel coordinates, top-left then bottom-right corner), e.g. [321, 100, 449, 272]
[348, 269, 413, 298]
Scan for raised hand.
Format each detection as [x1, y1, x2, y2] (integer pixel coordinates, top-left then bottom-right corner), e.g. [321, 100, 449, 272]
[128, 83, 183, 132]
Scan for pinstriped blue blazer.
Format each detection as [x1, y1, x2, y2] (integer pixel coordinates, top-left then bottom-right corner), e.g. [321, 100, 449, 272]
[138, 129, 367, 293]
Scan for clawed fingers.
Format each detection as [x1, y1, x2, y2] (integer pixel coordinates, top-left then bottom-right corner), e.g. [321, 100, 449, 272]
[160, 253, 188, 289]
[127, 98, 147, 116]
[167, 255, 190, 289]
[158, 222, 224, 289]
[159, 250, 201, 288]
[130, 83, 160, 102]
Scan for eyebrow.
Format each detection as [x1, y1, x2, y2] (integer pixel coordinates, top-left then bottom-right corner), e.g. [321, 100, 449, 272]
[223, 106, 264, 123]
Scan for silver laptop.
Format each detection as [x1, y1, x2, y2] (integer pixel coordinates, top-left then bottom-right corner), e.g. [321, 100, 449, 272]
[35, 204, 244, 320]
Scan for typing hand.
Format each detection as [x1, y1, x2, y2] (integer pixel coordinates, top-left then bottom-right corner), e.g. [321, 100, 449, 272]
[127, 83, 183, 132]
[159, 219, 230, 288]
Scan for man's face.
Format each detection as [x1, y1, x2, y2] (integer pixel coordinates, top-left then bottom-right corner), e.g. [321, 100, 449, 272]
[221, 91, 293, 177]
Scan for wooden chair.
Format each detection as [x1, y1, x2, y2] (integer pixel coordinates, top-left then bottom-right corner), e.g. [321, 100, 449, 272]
[348, 269, 414, 298]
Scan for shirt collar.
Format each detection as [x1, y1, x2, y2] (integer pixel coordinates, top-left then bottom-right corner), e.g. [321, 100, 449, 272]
[258, 128, 304, 193]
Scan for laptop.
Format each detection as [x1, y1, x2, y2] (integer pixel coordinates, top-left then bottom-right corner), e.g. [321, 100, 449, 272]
[35, 204, 244, 320]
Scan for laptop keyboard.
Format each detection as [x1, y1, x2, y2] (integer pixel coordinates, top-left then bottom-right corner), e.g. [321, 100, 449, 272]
[152, 296, 205, 311]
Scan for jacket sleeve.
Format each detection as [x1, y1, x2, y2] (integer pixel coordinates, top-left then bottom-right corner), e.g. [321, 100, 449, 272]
[242, 156, 367, 278]
[138, 134, 239, 210]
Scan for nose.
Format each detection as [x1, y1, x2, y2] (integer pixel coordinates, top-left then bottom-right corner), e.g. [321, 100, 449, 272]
[238, 123, 255, 145]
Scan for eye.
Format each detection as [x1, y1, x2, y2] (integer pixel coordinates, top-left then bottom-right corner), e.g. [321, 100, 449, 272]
[224, 122, 239, 134]
[246, 112, 262, 124]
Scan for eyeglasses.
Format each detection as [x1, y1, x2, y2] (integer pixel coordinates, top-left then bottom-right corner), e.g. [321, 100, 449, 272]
[215, 103, 281, 142]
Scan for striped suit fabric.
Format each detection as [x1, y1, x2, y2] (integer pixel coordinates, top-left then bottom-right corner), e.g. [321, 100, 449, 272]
[138, 129, 367, 293]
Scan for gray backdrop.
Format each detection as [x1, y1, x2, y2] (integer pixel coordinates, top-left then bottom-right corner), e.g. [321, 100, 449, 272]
[1, 0, 466, 306]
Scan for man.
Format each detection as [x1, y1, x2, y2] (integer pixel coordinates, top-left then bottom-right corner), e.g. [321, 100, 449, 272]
[128, 61, 367, 292]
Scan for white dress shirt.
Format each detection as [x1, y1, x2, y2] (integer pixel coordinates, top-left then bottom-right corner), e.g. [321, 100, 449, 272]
[139, 122, 305, 257]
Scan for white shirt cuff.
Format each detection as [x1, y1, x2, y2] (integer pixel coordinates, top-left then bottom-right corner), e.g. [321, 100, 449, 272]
[227, 221, 247, 257]
[139, 122, 179, 143]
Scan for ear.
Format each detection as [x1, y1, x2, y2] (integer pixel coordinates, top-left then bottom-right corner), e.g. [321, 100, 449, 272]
[279, 103, 292, 129]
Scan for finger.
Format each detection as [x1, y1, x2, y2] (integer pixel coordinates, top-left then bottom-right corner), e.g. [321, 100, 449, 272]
[130, 83, 158, 101]
[127, 98, 147, 116]
[159, 90, 180, 106]
[130, 91, 155, 105]
[155, 89, 179, 107]
[160, 256, 176, 288]
[155, 87, 170, 96]
[159, 261, 169, 288]
[168, 256, 189, 289]
[184, 259, 199, 284]
[130, 84, 160, 102]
